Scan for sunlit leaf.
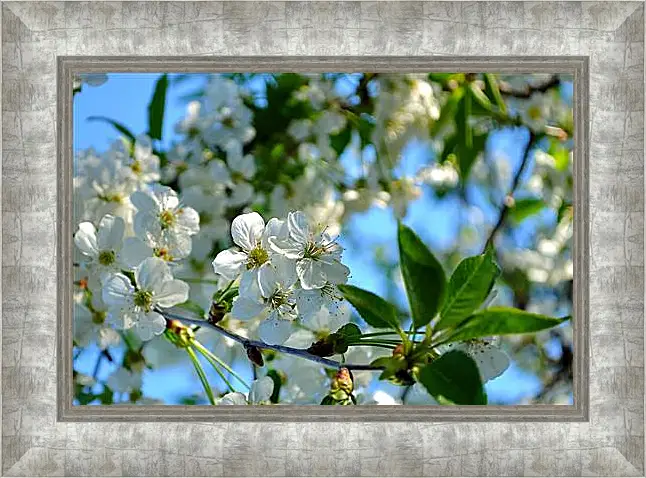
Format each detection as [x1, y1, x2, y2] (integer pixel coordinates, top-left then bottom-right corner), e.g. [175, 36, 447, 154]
[417, 350, 486, 405]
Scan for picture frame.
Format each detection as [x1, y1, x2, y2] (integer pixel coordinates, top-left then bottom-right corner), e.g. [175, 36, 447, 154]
[3, 1, 644, 475]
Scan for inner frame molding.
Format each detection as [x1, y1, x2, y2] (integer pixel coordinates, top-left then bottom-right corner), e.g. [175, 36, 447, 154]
[57, 56, 590, 422]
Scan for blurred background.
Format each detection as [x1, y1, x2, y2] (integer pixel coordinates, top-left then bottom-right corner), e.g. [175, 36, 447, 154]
[73, 72, 574, 405]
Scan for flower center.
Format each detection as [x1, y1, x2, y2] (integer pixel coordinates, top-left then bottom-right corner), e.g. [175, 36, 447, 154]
[159, 209, 176, 229]
[99, 192, 124, 203]
[92, 310, 106, 325]
[269, 288, 291, 310]
[98, 250, 116, 266]
[131, 160, 142, 174]
[527, 105, 542, 120]
[133, 290, 154, 312]
[154, 247, 173, 262]
[246, 246, 269, 270]
[303, 241, 325, 259]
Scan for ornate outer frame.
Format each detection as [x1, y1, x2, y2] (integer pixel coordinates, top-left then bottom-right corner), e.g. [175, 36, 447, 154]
[2, 1, 644, 476]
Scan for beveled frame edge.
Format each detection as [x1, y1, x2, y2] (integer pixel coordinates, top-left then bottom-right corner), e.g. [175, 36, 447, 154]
[57, 56, 589, 422]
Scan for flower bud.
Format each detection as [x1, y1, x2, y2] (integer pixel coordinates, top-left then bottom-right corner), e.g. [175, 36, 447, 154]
[331, 367, 354, 395]
[245, 345, 264, 367]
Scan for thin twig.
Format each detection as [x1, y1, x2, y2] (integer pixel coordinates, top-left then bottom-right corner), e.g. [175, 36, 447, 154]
[498, 75, 561, 99]
[161, 311, 383, 371]
[483, 131, 537, 252]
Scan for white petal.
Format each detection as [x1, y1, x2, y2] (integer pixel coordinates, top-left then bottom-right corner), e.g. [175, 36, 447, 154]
[134, 134, 153, 159]
[119, 237, 153, 268]
[296, 258, 327, 290]
[228, 183, 254, 207]
[257, 263, 279, 298]
[270, 254, 297, 287]
[74, 222, 99, 258]
[130, 190, 159, 214]
[212, 249, 247, 280]
[467, 343, 510, 382]
[239, 269, 261, 298]
[135, 257, 172, 292]
[102, 273, 135, 307]
[133, 211, 161, 240]
[321, 260, 350, 285]
[154, 279, 190, 308]
[231, 296, 266, 321]
[97, 328, 122, 350]
[249, 376, 274, 404]
[287, 211, 310, 244]
[219, 392, 248, 405]
[292, 288, 324, 319]
[176, 207, 200, 235]
[133, 311, 166, 341]
[262, 218, 288, 249]
[258, 316, 294, 345]
[231, 212, 265, 251]
[97, 215, 125, 251]
[209, 159, 232, 183]
[268, 236, 303, 260]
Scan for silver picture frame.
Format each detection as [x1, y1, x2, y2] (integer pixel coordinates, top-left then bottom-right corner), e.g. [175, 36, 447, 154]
[3, 1, 644, 476]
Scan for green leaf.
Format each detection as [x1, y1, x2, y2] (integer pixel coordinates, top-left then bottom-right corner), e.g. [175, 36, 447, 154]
[509, 198, 546, 224]
[147, 73, 169, 141]
[174, 300, 206, 319]
[435, 250, 500, 332]
[430, 87, 465, 137]
[335, 323, 362, 343]
[329, 125, 352, 156]
[337, 284, 400, 329]
[483, 74, 507, 115]
[417, 350, 486, 405]
[469, 83, 494, 115]
[87, 116, 136, 143]
[397, 224, 446, 328]
[447, 307, 570, 342]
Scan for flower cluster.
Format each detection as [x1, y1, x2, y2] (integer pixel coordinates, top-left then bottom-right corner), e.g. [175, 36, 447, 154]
[212, 211, 350, 345]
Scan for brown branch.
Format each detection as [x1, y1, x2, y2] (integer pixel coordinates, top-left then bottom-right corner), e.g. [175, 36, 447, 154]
[483, 131, 537, 252]
[160, 310, 383, 372]
[498, 75, 561, 99]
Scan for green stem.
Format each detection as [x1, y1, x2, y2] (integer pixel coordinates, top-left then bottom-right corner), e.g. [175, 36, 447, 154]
[177, 277, 223, 285]
[349, 343, 396, 350]
[199, 351, 236, 393]
[359, 331, 403, 339]
[186, 346, 216, 405]
[192, 340, 250, 390]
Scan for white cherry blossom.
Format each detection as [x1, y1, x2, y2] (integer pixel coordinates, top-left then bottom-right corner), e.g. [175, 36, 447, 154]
[102, 257, 189, 341]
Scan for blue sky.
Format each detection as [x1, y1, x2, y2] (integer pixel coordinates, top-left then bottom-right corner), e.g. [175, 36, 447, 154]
[74, 73, 571, 405]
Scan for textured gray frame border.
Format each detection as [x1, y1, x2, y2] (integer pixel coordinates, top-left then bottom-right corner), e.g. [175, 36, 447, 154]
[3, 2, 644, 476]
[57, 56, 589, 423]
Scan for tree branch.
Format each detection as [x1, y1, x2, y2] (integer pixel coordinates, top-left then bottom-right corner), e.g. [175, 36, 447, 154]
[483, 131, 536, 252]
[160, 311, 384, 371]
[498, 75, 561, 99]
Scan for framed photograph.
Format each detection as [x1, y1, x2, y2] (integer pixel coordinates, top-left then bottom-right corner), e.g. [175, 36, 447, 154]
[3, 1, 644, 476]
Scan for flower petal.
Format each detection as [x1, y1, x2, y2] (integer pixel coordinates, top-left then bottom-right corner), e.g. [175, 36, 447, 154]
[258, 315, 294, 345]
[97, 215, 125, 251]
[321, 260, 350, 285]
[135, 257, 172, 293]
[296, 258, 327, 290]
[102, 273, 135, 307]
[219, 392, 248, 405]
[130, 190, 159, 214]
[287, 211, 310, 244]
[133, 311, 166, 341]
[155, 279, 190, 308]
[176, 207, 200, 236]
[249, 376, 274, 404]
[231, 296, 266, 321]
[119, 237, 153, 269]
[74, 222, 99, 258]
[212, 249, 247, 280]
[257, 263, 279, 298]
[231, 212, 265, 251]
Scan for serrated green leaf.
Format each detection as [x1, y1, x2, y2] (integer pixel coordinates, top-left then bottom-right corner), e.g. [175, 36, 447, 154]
[397, 224, 446, 328]
[435, 250, 500, 332]
[509, 198, 546, 224]
[417, 350, 486, 405]
[447, 307, 570, 342]
[87, 116, 136, 143]
[147, 74, 168, 141]
[337, 284, 400, 329]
